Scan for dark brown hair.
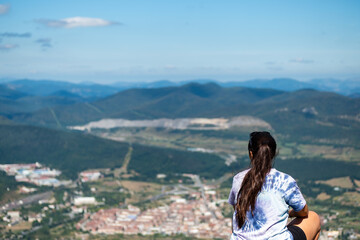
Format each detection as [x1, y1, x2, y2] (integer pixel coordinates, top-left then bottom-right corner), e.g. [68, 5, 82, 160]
[235, 131, 277, 228]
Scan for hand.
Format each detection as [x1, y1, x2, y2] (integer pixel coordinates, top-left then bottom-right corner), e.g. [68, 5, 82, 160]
[289, 204, 308, 218]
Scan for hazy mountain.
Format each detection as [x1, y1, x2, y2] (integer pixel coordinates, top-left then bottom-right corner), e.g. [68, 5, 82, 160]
[10, 83, 282, 126]
[4, 79, 120, 98]
[111, 80, 178, 89]
[4, 77, 360, 98]
[0, 85, 28, 100]
[220, 78, 317, 91]
[213, 78, 360, 96]
[349, 92, 360, 98]
[112, 78, 360, 96]
[307, 78, 360, 95]
[50, 90, 83, 98]
[112, 78, 313, 92]
[0, 84, 89, 116]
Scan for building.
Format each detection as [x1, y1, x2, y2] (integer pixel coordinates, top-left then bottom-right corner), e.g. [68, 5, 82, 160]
[74, 197, 97, 206]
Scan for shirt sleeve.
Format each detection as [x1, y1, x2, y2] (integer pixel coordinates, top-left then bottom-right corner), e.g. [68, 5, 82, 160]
[228, 177, 236, 206]
[283, 176, 306, 212]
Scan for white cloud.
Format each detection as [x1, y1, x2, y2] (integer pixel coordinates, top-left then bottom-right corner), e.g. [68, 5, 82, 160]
[0, 44, 18, 50]
[36, 17, 120, 28]
[0, 4, 10, 15]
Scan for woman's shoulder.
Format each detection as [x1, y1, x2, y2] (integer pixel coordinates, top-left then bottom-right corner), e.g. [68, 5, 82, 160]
[233, 168, 250, 181]
[268, 168, 298, 184]
[232, 168, 296, 182]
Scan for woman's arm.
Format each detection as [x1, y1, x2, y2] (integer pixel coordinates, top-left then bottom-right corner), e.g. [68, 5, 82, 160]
[289, 204, 309, 218]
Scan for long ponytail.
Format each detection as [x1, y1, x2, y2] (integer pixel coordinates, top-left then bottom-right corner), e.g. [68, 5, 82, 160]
[235, 132, 276, 228]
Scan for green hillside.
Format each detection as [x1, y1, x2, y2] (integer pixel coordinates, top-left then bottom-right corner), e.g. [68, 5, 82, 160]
[252, 89, 360, 145]
[0, 123, 228, 180]
[0, 124, 128, 179]
[0, 84, 87, 116]
[10, 83, 284, 125]
[129, 144, 230, 180]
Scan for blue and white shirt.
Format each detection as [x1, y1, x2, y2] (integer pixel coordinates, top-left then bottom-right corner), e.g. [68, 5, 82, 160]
[228, 168, 306, 240]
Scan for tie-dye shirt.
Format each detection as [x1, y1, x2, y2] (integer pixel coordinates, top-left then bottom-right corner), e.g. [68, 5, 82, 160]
[228, 168, 306, 240]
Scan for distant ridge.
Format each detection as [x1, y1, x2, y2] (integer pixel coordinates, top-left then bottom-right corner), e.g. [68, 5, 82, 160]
[11, 83, 283, 125]
[0, 85, 28, 100]
[221, 78, 317, 91]
[111, 78, 360, 96]
[349, 92, 360, 98]
[0, 84, 88, 115]
[4, 77, 360, 97]
[50, 90, 83, 98]
[3, 79, 119, 98]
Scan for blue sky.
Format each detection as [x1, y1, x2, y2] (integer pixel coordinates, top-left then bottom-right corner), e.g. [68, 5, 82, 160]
[0, 0, 359, 83]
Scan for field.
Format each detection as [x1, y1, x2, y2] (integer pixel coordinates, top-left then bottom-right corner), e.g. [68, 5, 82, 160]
[316, 177, 354, 189]
[92, 126, 360, 163]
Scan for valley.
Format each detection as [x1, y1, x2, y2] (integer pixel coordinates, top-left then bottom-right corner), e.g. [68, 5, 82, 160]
[0, 82, 360, 239]
[83, 122, 360, 163]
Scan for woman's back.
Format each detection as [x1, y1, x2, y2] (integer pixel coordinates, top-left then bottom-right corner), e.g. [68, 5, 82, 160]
[229, 132, 320, 240]
[228, 168, 306, 240]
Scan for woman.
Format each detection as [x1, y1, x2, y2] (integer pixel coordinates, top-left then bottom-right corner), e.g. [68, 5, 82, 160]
[228, 131, 321, 240]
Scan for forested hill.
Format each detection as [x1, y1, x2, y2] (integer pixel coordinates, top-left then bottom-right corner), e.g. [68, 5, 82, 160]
[7, 83, 360, 145]
[0, 123, 228, 180]
[0, 84, 88, 115]
[10, 83, 283, 127]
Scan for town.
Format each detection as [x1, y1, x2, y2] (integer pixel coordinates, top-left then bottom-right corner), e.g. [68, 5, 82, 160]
[0, 164, 359, 239]
[77, 195, 231, 238]
[0, 163, 70, 187]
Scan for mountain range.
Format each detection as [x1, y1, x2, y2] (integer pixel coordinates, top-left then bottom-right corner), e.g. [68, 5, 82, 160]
[111, 78, 360, 96]
[1, 78, 360, 98]
[0, 79, 359, 183]
[2, 82, 358, 146]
